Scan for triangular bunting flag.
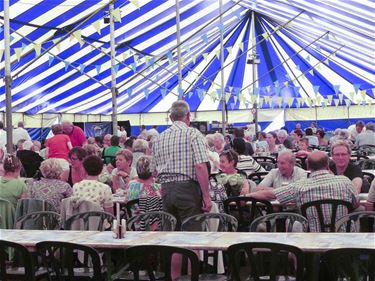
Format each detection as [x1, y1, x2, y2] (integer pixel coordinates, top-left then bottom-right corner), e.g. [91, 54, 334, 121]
[93, 20, 101, 34]
[64, 61, 70, 71]
[215, 49, 220, 59]
[113, 64, 119, 74]
[127, 88, 133, 97]
[297, 98, 303, 108]
[327, 95, 333, 104]
[338, 94, 344, 103]
[266, 85, 271, 92]
[130, 63, 137, 72]
[201, 34, 208, 44]
[259, 97, 264, 108]
[230, 102, 235, 110]
[48, 55, 54, 66]
[334, 99, 340, 106]
[315, 96, 322, 106]
[287, 97, 294, 107]
[52, 39, 61, 52]
[14, 48, 23, 61]
[344, 99, 351, 107]
[34, 44, 41, 57]
[130, 0, 140, 8]
[226, 46, 232, 55]
[144, 89, 150, 99]
[262, 33, 269, 40]
[95, 64, 101, 75]
[277, 97, 283, 108]
[178, 87, 184, 99]
[161, 89, 167, 98]
[203, 53, 209, 61]
[309, 69, 314, 76]
[315, 64, 321, 70]
[283, 81, 289, 88]
[225, 93, 231, 103]
[360, 90, 367, 100]
[239, 42, 244, 51]
[333, 85, 340, 95]
[233, 96, 238, 104]
[313, 85, 320, 95]
[192, 55, 197, 64]
[324, 59, 329, 65]
[112, 8, 122, 22]
[79, 64, 86, 73]
[21, 43, 27, 50]
[353, 83, 361, 93]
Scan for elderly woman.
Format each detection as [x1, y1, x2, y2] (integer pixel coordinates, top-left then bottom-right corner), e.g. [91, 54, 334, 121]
[60, 147, 87, 187]
[27, 158, 72, 212]
[127, 156, 161, 201]
[73, 155, 113, 214]
[218, 149, 250, 197]
[112, 149, 137, 193]
[0, 154, 28, 208]
[131, 139, 149, 169]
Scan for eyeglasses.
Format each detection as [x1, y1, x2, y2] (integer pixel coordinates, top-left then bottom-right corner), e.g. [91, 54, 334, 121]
[332, 153, 349, 157]
[70, 156, 79, 161]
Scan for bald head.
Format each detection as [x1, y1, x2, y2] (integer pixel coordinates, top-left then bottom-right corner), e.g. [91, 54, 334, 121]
[307, 151, 329, 172]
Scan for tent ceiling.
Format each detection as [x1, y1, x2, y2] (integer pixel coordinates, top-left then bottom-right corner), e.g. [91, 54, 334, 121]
[0, 0, 374, 115]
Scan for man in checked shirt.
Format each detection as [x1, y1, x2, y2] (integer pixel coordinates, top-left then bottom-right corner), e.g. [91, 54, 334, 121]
[152, 100, 212, 229]
[249, 150, 358, 232]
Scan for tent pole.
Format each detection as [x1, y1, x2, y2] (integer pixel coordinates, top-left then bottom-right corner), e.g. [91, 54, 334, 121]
[176, 0, 182, 98]
[219, 0, 226, 135]
[250, 11, 260, 135]
[109, 2, 118, 136]
[4, 0, 13, 153]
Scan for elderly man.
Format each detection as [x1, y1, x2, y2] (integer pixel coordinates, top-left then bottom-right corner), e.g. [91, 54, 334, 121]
[330, 141, 363, 193]
[277, 129, 293, 149]
[62, 121, 86, 147]
[152, 100, 212, 228]
[13, 121, 31, 144]
[355, 122, 375, 146]
[250, 151, 358, 232]
[258, 151, 307, 189]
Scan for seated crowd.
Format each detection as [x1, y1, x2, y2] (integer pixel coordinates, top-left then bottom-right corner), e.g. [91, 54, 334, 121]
[0, 114, 374, 234]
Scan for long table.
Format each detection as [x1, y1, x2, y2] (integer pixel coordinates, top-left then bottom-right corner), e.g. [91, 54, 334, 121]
[2, 229, 374, 252]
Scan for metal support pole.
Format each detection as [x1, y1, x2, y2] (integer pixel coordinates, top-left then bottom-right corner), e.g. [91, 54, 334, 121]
[4, 0, 13, 153]
[219, 0, 226, 134]
[251, 11, 259, 135]
[176, 0, 182, 98]
[109, 2, 118, 135]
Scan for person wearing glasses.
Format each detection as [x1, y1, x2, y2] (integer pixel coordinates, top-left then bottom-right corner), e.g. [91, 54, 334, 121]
[329, 141, 364, 193]
[60, 147, 87, 187]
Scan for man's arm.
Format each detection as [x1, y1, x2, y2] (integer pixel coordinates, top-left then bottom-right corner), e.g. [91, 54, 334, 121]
[248, 188, 276, 201]
[195, 162, 212, 212]
[352, 177, 362, 194]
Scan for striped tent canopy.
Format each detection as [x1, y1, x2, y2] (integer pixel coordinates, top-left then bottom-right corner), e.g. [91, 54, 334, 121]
[0, 0, 374, 116]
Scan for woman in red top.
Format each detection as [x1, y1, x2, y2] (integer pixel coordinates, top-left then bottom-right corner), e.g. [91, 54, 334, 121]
[46, 124, 72, 170]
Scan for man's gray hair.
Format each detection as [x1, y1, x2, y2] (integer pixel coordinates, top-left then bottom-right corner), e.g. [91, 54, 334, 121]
[278, 150, 296, 165]
[365, 122, 374, 131]
[170, 100, 190, 120]
[331, 140, 352, 155]
[132, 139, 149, 153]
[277, 129, 288, 137]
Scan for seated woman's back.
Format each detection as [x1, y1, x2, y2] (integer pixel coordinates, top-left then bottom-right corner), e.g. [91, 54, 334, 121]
[0, 154, 27, 208]
[27, 159, 73, 212]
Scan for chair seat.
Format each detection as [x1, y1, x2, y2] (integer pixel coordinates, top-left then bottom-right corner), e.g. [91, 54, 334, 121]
[4, 266, 48, 278]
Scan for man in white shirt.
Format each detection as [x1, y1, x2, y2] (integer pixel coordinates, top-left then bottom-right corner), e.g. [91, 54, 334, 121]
[13, 121, 31, 144]
[258, 151, 307, 189]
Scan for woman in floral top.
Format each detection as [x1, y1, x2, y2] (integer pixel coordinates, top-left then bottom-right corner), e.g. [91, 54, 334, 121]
[27, 158, 72, 212]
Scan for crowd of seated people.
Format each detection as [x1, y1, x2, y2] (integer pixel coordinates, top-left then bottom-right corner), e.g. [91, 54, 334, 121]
[0, 117, 372, 235]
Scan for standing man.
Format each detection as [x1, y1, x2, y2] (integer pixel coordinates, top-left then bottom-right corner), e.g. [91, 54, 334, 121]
[62, 121, 86, 148]
[13, 121, 31, 144]
[152, 100, 212, 228]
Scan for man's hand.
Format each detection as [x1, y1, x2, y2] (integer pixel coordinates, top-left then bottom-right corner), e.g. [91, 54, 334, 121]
[202, 196, 212, 212]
